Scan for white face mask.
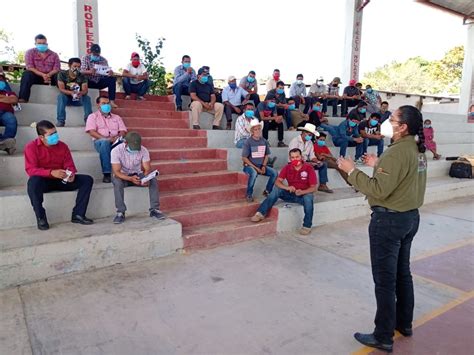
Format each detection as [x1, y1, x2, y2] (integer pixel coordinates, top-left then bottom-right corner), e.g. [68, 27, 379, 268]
[380, 119, 394, 138]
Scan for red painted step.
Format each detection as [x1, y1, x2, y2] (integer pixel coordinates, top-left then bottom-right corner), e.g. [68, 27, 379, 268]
[122, 117, 188, 129]
[168, 200, 260, 227]
[182, 217, 277, 251]
[158, 171, 241, 192]
[152, 158, 227, 175]
[160, 185, 246, 211]
[149, 148, 226, 161]
[107, 92, 174, 102]
[134, 128, 205, 138]
[114, 99, 175, 111]
[142, 137, 207, 149]
[114, 108, 186, 119]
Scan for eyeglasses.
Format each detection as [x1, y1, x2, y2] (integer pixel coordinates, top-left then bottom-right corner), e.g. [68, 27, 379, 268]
[388, 116, 403, 125]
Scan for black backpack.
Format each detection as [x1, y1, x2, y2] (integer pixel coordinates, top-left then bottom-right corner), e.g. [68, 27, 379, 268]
[449, 159, 473, 179]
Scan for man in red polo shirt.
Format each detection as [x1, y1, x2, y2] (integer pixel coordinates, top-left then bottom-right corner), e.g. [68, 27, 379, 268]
[24, 120, 94, 230]
[251, 148, 317, 235]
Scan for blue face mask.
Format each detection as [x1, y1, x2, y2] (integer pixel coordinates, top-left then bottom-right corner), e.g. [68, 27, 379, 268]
[36, 44, 48, 52]
[276, 88, 284, 95]
[370, 119, 378, 127]
[100, 103, 112, 114]
[126, 146, 139, 154]
[46, 132, 59, 145]
[317, 140, 326, 147]
[304, 135, 312, 142]
[200, 76, 209, 84]
[183, 62, 191, 69]
[349, 120, 357, 128]
[267, 102, 276, 108]
[229, 83, 237, 89]
[247, 76, 255, 83]
[359, 108, 367, 114]
[366, 89, 373, 94]
[288, 104, 296, 111]
[90, 55, 100, 62]
[0, 81, 6, 91]
[245, 110, 254, 118]
[313, 105, 321, 112]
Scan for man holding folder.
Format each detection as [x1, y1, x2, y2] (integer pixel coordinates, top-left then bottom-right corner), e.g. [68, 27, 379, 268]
[111, 132, 165, 224]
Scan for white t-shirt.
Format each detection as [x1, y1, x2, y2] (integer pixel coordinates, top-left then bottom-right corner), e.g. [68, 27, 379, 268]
[125, 63, 147, 84]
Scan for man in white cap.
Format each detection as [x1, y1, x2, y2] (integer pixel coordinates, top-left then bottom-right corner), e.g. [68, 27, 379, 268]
[288, 123, 334, 193]
[241, 119, 277, 202]
[306, 76, 328, 115]
[222, 75, 248, 130]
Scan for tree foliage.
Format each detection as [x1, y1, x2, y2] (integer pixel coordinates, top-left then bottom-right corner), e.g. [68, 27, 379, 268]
[135, 34, 167, 95]
[361, 46, 464, 95]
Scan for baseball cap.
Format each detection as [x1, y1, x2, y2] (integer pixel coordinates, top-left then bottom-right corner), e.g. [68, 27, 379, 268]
[90, 44, 101, 54]
[197, 67, 209, 75]
[124, 132, 142, 151]
[130, 52, 139, 59]
[349, 79, 357, 85]
[228, 75, 236, 81]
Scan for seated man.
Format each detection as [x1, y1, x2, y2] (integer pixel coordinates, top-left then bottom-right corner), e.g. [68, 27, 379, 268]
[242, 120, 277, 202]
[306, 76, 328, 114]
[313, 132, 350, 186]
[222, 75, 248, 130]
[24, 120, 94, 230]
[56, 57, 92, 127]
[289, 74, 307, 109]
[288, 123, 333, 193]
[364, 85, 381, 113]
[341, 79, 362, 116]
[85, 96, 127, 183]
[347, 101, 368, 122]
[359, 112, 384, 157]
[234, 102, 256, 148]
[111, 132, 165, 223]
[19, 34, 60, 103]
[288, 97, 310, 128]
[266, 69, 280, 91]
[306, 102, 329, 128]
[256, 94, 287, 147]
[323, 116, 364, 161]
[378, 101, 391, 123]
[239, 70, 260, 106]
[122, 52, 149, 100]
[0, 72, 18, 154]
[268, 81, 293, 130]
[81, 44, 118, 108]
[251, 148, 316, 236]
[189, 67, 224, 130]
[173, 55, 196, 111]
[326, 77, 342, 116]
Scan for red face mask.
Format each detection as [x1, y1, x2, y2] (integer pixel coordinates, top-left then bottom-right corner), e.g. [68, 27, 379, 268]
[131, 59, 140, 68]
[273, 74, 280, 80]
[290, 159, 301, 167]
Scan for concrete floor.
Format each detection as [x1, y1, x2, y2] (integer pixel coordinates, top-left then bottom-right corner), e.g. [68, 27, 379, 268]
[1, 197, 473, 355]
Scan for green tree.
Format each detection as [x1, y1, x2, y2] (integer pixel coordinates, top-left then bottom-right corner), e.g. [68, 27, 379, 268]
[428, 46, 464, 94]
[135, 34, 167, 95]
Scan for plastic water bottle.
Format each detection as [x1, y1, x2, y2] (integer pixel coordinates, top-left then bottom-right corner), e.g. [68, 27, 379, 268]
[72, 84, 80, 101]
[62, 169, 72, 184]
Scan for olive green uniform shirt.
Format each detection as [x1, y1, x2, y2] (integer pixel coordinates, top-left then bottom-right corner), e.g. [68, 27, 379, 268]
[347, 135, 427, 212]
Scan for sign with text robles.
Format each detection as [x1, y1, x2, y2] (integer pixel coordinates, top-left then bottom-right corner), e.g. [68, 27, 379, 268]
[73, 0, 99, 57]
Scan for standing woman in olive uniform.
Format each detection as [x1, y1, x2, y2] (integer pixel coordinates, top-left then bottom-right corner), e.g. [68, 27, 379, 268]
[338, 105, 427, 353]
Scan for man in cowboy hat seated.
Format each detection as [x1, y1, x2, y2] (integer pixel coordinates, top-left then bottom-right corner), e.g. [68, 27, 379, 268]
[288, 123, 334, 193]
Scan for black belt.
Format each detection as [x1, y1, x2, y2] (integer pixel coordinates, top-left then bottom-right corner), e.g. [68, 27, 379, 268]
[371, 206, 401, 213]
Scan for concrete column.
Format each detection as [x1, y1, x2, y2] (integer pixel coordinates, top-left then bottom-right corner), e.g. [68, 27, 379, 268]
[72, 0, 99, 57]
[342, 0, 364, 85]
[459, 23, 473, 115]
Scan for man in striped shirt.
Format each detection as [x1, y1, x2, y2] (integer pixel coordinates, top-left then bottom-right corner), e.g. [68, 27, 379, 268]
[19, 34, 61, 103]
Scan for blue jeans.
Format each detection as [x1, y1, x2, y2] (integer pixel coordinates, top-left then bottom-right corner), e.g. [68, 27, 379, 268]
[235, 138, 246, 148]
[172, 82, 190, 107]
[257, 187, 314, 228]
[57, 94, 92, 123]
[369, 209, 420, 344]
[122, 78, 150, 96]
[364, 138, 384, 157]
[0, 111, 18, 139]
[94, 139, 112, 174]
[332, 137, 363, 159]
[314, 161, 328, 184]
[243, 165, 277, 197]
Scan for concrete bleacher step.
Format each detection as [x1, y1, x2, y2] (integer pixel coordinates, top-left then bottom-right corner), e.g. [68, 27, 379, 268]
[15, 103, 95, 126]
[149, 148, 226, 161]
[114, 108, 186, 119]
[113, 92, 174, 102]
[143, 136, 208, 149]
[159, 170, 242, 190]
[9, 83, 100, 105]
[0, 215, 182, 289]
[114, 98, 175, 111]
[182, 215, 277, 251]
[134, 127, 206, 137]
[122, 117, 189, 129]
[154, 158, 227, 174]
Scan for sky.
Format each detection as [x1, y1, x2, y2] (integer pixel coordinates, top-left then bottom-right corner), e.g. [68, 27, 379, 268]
[0, 0, 466, 84]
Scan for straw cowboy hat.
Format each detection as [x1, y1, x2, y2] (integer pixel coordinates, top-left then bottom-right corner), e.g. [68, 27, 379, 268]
[298, 123, 320, 137]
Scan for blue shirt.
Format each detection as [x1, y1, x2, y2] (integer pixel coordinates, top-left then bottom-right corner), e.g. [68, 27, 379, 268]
[173, 65, 197, 86]
[222, 86, 248, 106]
[333, 120, 360, 141]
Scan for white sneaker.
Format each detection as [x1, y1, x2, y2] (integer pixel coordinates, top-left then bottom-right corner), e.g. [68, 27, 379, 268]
[250, 212, 265, 222]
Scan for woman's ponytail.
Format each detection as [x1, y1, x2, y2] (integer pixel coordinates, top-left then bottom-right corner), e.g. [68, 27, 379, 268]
[399, 105, 426, 153]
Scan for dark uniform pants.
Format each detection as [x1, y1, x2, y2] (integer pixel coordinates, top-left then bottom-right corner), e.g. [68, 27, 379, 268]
[369, 208, 420, 344]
